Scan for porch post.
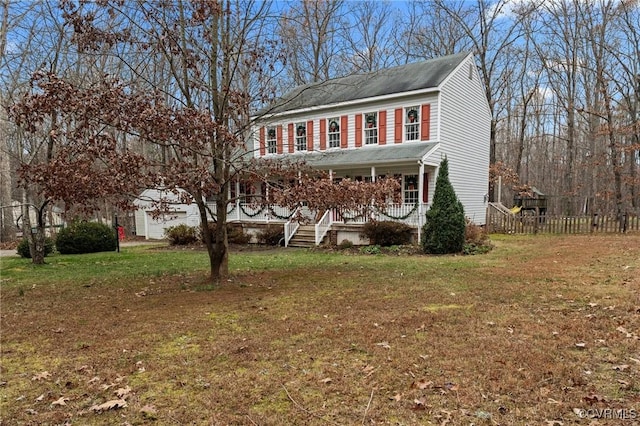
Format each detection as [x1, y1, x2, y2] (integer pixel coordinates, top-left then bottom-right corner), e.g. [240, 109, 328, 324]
[370, 166, 376, 182]
[418, 161, 425, 242]
[235, 180, 241, 221]
[329, 169, 333, 181]
[265, 178, 270, 223]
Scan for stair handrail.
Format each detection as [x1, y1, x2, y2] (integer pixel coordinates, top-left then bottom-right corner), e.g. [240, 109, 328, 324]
[314, 209, 333, 246]
[284, 206, 301, 247]
[488, 202, 512, 216]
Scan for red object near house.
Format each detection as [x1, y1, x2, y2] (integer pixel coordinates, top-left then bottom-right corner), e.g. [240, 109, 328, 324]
[117, 226, 125, 241]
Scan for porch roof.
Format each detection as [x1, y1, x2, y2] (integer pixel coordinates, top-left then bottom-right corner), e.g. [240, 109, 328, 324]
[294, 142, 440, 169]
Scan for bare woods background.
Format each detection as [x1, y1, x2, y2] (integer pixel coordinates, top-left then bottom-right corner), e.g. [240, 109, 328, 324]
[1, 0, 638, 241]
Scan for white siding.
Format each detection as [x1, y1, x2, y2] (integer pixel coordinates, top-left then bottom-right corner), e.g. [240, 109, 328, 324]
[438, 56, 491, 224]
[133, 189, 202, 239]
[251, 55, 490, 226]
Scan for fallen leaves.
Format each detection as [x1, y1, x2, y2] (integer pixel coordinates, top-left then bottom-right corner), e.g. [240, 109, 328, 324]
[362, 364, 376, 378]
[51, 396, 69, 406]
[140, 404, 158, 419]
[412, 379, 433, 390]
[617, 326, 638, 339]
[115, 386, 132, 399]
[375, 341, 391, 350]
[31, 371, 51, 381]
[583, 393, 606, 405]
[89, 398, 128, 412]
[612, 364, 629, 371]
[412, 397, 427, 410]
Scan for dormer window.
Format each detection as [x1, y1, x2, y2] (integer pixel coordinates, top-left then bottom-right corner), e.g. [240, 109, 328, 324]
[364, 112, 378, 145]
[405, 107, 419, 141]
[295, 123, 307, 151]
[267, 127, 277, 154]
[328, 118, 340, 148]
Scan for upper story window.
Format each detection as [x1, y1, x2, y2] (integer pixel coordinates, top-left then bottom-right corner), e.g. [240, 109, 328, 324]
[266, 127, 277, 154]
[364, 112, 377, 145]
[295, 123, 307, 151]
[405, 107, 420, 141]
[328, 118, 340, 148]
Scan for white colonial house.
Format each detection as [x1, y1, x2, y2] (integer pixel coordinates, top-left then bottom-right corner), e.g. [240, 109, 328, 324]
[135, 52, 491, 246]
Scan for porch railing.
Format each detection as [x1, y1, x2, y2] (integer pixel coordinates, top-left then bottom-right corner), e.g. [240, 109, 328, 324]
[207, 202, 296, 223]
[332, 203, 426, 227]
[207, 202, 427, 246]
[284, 207, 301, 247]
[315, 209, 332, 245]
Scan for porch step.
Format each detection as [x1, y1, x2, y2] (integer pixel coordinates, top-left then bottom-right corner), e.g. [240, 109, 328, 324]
[288, 225, 324, 248]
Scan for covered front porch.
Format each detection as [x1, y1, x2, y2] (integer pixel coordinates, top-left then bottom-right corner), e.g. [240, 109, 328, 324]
[225, 142, 441, 246]
[217, 201, 428, 247]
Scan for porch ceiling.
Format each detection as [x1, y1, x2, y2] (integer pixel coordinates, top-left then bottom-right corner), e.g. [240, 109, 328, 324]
[298, 142, 440, 169]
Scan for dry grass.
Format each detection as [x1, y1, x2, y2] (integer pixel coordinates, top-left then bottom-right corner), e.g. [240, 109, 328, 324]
[1, 234, 639, 425]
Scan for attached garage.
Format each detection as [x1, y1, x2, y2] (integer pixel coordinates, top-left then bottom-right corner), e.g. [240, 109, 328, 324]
[133, 189, 202, 240]
[145, 211, 188, 240]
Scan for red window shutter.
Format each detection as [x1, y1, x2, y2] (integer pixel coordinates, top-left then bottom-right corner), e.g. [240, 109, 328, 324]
[287, 123, 294, 153]
[394, 108, 402, 143]
[307, 120, 314, 151]
[379, 110, 387, 145]
[319, 119, 326, 151]
[355, 114, 362, 147]
[340, 115, 348, 148]
[276, 125, 283, 154]
[421, 104, 431, 141]
[422, 172, 429, 203]
[259, 127, 266, 156]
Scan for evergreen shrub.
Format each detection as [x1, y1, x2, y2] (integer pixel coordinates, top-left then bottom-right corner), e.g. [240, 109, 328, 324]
[421, 157, 466, 254]
[17, 238, 55, 258]
[56, 221, 117, 254]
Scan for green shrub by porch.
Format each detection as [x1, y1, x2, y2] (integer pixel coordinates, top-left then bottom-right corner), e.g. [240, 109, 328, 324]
[422, 157, 466, 254]
[56, 221, 117, 254]
[257, 224, 284, 246]
[167, 224, 198, 245]
[362, 221, 413, 246]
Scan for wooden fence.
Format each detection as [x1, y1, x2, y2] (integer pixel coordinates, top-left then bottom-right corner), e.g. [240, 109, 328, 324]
[487, 210, 640, 235]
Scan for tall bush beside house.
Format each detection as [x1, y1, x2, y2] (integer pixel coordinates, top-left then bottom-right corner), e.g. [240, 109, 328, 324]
[56, 221, 117, 254]
[422, 157, 466, 254]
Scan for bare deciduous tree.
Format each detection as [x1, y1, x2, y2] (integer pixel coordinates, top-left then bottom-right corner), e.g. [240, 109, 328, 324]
[277, 0, 345, 85]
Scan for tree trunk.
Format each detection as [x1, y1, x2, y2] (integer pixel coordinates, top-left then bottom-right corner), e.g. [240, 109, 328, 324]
[0, 101, 15, 242]
[196, 194, 228, 283]
[0, 1, 13, 242]
[211, 203, 229, 281]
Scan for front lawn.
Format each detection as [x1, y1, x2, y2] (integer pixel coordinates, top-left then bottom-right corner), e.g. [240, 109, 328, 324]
[1, 234, 639, 424]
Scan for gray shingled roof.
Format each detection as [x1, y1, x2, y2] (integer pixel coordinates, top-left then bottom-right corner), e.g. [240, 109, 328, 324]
[257, 52, 469, 116]
[284, 142, 439, 169]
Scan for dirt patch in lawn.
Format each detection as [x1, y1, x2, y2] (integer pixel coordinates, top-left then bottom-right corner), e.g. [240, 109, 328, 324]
[1, 234, 639, 425]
